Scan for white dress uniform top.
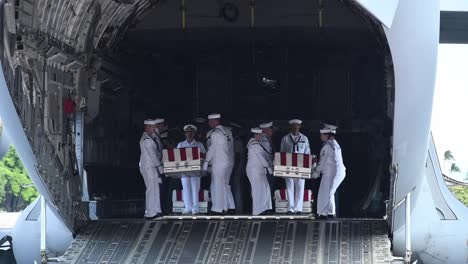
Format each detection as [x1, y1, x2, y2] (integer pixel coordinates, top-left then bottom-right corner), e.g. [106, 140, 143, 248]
[205, 124, 236, 212]
[280, 129, 310, 213]
[260, 135, 273, 158]
[139, 128, 163, 217]
[246, 129, 273, 215]
[315, 138, 346, 216]
[224, 126, 236, 210]
[177, 138, 206, 214]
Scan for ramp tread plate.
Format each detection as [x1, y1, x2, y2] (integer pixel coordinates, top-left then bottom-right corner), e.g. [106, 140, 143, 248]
[59, 220, 391, 264]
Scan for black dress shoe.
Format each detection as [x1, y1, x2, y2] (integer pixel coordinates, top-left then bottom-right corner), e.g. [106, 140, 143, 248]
[295, 211, 303, 215]
[144, 213, 163, 220]
[287, 211, 295, 215]
[258, 210, 270, 216]
[316, 215, 328, 220]
[327, 214, 336, 219]
[210, 211, 224, 216]
[227, 209, 236, 215]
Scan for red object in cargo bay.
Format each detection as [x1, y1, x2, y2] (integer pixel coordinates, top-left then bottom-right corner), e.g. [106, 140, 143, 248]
[63, 98, 76, 113]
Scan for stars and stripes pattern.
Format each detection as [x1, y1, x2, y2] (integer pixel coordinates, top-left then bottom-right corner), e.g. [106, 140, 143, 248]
[274, 152, 313, 168]
[275, 189, 313, 202]
[163, 147, 205, 162]
[173, 190, 210, 202]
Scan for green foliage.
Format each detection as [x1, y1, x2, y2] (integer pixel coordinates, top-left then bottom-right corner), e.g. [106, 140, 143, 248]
[444, 150, 454, 162]
[0, 146, 39, 211]
[450, 163, 461, 174]
[450, 186, 468, 207]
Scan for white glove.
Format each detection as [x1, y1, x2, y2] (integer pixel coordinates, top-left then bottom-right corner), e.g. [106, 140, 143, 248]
[311, 171, 320, 179]
[202, 161, 209, 171]
[267, 167, 273, 174]
[157, 165, 164, 174]
[157, 177, 162, 184]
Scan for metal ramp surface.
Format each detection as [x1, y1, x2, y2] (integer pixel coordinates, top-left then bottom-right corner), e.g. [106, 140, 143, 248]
[59, 219, 391, 264]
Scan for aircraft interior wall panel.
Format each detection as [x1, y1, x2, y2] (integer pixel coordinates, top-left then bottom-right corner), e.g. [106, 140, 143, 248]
[45, 0, 58, 35]
[69, 0, 90, 42]
[135, 1, 151, 19]
[328, 1, 370, 28]
[61, 0, 77, 35]
[75, 7, 97, 52]
[55, 0, 68, 39]
[51, 0, 65, 36]
[37, 0, 48, 29]
[185, 0, 251, 28]
[96, 5, 129, 49]
[318, 69, 351, 121]
[284, 70, 319, 120]
[107, 6, 136, 47]
[255, 0, 319, 28]
[196, 63, 232, 117]
[18, 0, 35, 28]
[94, 1, 119, 47]
[64, 5, 80, 42]
[133, 0, 180, 30]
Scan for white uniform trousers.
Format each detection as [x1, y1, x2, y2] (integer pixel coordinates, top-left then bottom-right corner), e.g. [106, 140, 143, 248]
[247, 167, 272, 215]
[211, 165, 228, 212]
[181, 176, 200, 213]
[285, 178, 305, 213]
[317, 171, 345, 216]
[211, 164, 236, 212]
[139, 166, 162, 217]
[225, 164, 235, 210]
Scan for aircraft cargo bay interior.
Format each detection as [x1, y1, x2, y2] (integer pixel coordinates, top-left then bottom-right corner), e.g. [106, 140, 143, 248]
[6, 0, 468, 263]
[76, 0, 394, 219]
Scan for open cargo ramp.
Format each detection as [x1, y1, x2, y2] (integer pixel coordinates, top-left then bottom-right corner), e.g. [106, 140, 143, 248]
[59, 218, 391, 264]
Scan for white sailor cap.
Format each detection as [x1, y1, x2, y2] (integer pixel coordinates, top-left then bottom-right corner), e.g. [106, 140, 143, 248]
[154, 118, 165, 124]
[324, 124, 338, 130]
[320, 123, 337, 134]
[289, 119, 302, 125]
[144, 119, 157, 125]
[183, 124, 197, 132]
[251, 127, 262, 134]
[259, 121, 273, 128]
[193, 117, 207, 123]
[208, 113, 221, 120]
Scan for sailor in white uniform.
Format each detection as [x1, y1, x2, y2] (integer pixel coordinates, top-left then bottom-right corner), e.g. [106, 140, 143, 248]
[312, 124, 346, 219]
[203, 113, 235, 214]
[223, 125, 236, 212]
[246, 128, 273, 215]
[280, 119, 311, 214]
[177, 124, 206, 215]
[139, 118, 165, 219]
[259, 121, 275, 195]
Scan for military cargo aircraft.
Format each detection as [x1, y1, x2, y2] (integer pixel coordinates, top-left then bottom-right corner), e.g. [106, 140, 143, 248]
[0, 0, 467, 263]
